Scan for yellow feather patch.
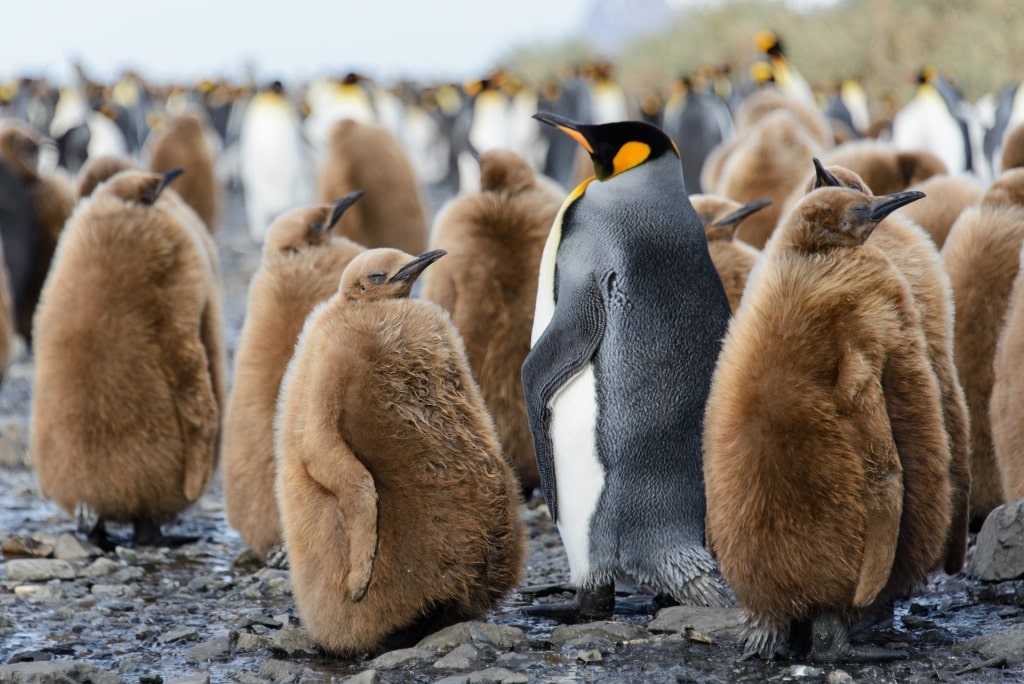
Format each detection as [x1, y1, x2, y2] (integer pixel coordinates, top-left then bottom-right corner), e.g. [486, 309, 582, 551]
[611, 141, 651, 177]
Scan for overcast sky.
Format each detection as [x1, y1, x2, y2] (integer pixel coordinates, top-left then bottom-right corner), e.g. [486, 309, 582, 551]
[3, 0, 592, 84]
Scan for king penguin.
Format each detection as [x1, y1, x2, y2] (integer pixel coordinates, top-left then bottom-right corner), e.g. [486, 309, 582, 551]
[522, 113, 733, 620]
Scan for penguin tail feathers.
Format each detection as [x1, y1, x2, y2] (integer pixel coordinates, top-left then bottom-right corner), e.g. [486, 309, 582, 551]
[634, 546, 733, 608]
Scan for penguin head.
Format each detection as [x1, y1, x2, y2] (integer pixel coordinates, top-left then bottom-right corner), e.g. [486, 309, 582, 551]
[76, 155, 137, 200]
[265, 190, 365, 255]
[691, 194, 772, 242]
[340, 248, 447, 302]
[785, 182, 924, 251]
[479, 149, 536, 193]
[532, 111, 678, 182]
[99, 167, 184, 206]
[806, 157, 872, 195]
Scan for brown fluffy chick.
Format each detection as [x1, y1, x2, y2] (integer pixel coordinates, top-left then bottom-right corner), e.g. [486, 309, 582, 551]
[148, 113, 219, 231]
[223, 192, 365, 557]
[31, 168, 225, 549]
[421, 149, 562, 497]
[276, 247, 525, 656]
[807, 160, 970, 574]
[900, 174, 984, 248]
[823, 139, 947, 196]
[992, 242, 1024, 502]
[315, 119, 428, 254]
[943, 168, 1024, 524]
[689, 195, 769, 313]
[76, 155, 136, 199]
[704, 184, 951, 662]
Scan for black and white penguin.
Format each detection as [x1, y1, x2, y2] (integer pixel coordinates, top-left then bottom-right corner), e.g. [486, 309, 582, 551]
[522, 113, 733, 620]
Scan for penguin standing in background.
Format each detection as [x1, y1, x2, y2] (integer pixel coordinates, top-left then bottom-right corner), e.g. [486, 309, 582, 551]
[75, 155, 136, 200]
[32, 168, 225, 549]
[662, 75, 735, 195]
[689, 194, 769, 313]
[751, 30, 815, 107]
[422, 149, 563, 498]
[275, 248, 525, 655]
[704, 183, 948, 662]
[0, 121, 75, 346]
[147, 112, 219, 232]
[223, 192, 365, 557]
[315, 119, 428, 255]
[238, 81, 314, 243]
[522, 113, 732, 620]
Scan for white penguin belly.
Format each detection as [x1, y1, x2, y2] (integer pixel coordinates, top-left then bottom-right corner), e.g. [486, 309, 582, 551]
[549, 363, 603, 584]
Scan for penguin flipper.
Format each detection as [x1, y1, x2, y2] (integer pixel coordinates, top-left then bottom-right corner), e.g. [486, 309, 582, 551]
[168, 335, 219, 503]
[852, 444, 903, 607]
[522, 279, 606, 523]
[302, 440, 379, 602]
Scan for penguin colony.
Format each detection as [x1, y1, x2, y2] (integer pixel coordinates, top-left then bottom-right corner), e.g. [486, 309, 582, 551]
[5, 37, 1024, 663]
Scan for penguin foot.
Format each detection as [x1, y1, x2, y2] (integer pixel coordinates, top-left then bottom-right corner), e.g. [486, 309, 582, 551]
[265, 543, 290, 570]
[132, 519, 199, 548]
[84, 518, 130, 553]
[802, 613, 907, 664]
[522, 582, 615, 622]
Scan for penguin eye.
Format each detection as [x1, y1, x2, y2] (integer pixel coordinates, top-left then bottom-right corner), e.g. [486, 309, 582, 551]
[367, 272, 387, 285]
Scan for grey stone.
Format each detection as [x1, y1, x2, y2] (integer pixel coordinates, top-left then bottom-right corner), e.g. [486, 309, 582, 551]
[827, 670, 855, 684]
[79, 557, 122, 577]
[786, 665, 825, 678]
[433, 643, 482, 670]
[53, 533, 100, 560]
[549, 620, 644, 646]
[432, 677, 470, 684]
[467, 668, 529, 684]
[341, 671, 389, 684]
[560, 634, 614, 651]
[970, 498, 1024, 581]
[162, 626, 200, 643]
[108, 566, 145, 583]
[418, 621, 527, 652]
[2, 535, 54, 558]
[184, 635, 234, 664]
[576, 649, 603, 662]
[647, 606, 745, 641]
[167, 676, 211, 684]
[0, 660, 126, 683]
[13, 584, 64, 602]
[115, 546, 168, 565]
[951, 623, 1024, 666]
[3, 558, 76, 581]
[269, 626, 319, 655]
[91, 583, 137, 598]
[232, 677, 270, 684]
[260, 659, 308, 683]
[0, 418, 29, 467]
[368, 647, 437, 669]
[236, 631, 272, 652]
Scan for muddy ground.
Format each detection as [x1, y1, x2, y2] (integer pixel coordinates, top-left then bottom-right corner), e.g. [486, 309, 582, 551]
[0, 187, 1022, 683]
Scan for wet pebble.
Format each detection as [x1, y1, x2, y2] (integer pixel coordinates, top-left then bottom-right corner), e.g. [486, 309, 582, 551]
[268, 625, 319, 656]
[648, 606, 744, 641]
[368, 646, 438, 669]
[13, 583, 64, 602]
[53, 533, 100, 560]
[236, 631, 272, 652]
[91, 583, 137, 598]
[342, 671, 389, 684]
[417, 621, 527, 652]
[548, 620, 644, 646]
[161, 626, 200, 644]
[576, 648, 603, 663]
[167, 676, 210, 684]
[825, 670, 853, 684]
[183, 634, 235, 664]
[0, 660, 126, 683]
[467, 668, 529, 683]
[560, 633, 615, 651]
[2, 535, 54, 558]
[951, 622, 1024, 666]
[434, 643, 483, 670]
[4, 558, 76, 581]
[78, 557, 121, 578]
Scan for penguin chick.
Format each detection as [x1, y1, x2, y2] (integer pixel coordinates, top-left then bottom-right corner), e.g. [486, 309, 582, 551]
[421, 149, 562, 497]
[315, 119, 428, 254]
[899, 174, 984, 248]
[689, 195, 769, 313]
[0, 121, 75, 345]
[943, 168, 1024, 524]
[75, 154, 137, 199]
[734, 87, 833, 149]
[704, 185, 949, 662]
[716, 108, 825, 248]
[1000, 122, 1024, 173]
[276, 247, 525, 655]
[148, 113, 219, 231]
[31, 168, 225, 549]
[823, 139, 948, 196]
[223, 192, 365, 557]
[807, 160, 970, 574]
[992, 242, 1024, 502]
[524, 112, 733, 622]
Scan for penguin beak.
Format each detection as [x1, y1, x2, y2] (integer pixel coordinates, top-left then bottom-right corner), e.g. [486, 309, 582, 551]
[869, 190, 925, 223]
[327, 189, 365, 231]
[533, 111, 594, 154]
[142, 167, 185, 204]
[389, 249, 447, 283]
[812, 157, 841, 189]
[714, 198, 772, 227]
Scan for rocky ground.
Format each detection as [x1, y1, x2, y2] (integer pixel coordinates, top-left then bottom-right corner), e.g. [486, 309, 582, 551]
[1, 188, 1023, 683]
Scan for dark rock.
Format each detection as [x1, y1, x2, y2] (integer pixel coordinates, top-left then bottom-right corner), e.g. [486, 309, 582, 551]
[269, 626, 318, 656]
[971, 498, 1024, 581]
[261, 659, 309, 683]
[0, 660, 126, 683]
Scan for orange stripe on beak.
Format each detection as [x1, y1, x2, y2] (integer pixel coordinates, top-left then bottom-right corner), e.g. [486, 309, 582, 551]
[558, 125, 594, 154]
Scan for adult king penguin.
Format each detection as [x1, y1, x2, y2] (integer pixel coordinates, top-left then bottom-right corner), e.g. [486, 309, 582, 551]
[523, 113, 732, 620]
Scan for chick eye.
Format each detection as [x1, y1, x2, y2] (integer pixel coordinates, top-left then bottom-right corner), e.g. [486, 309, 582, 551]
[367, 272, 387, 285]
